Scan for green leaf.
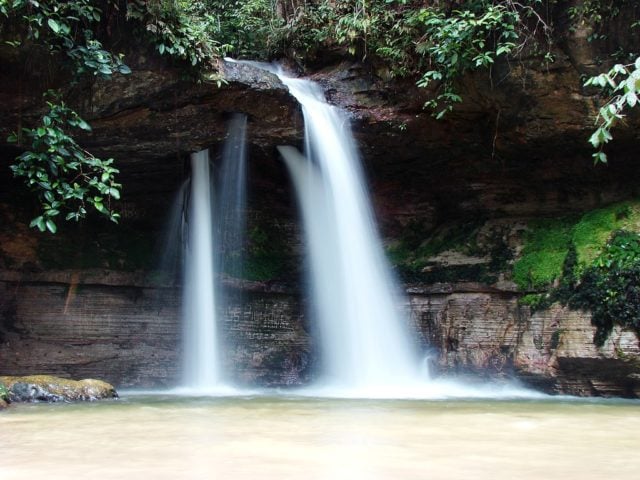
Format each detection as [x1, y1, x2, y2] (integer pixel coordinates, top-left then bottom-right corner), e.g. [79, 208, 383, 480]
[47, 18, 60, 34]
[593, 151, 608, 164]
[45, 219, 57, 234]
[108, 187, 120, 200]
[76, 119, 92, 131]
[30, 216, 46, 232]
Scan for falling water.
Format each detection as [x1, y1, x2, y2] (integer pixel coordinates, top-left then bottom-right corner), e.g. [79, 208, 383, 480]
[216, 114, 248, 280]
[277, 75, 421, 393]
[182, 150, 219, 391]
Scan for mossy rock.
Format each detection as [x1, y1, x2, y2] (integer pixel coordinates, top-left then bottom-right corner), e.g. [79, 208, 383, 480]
[513, 200, 640, 290]
[0, 375, 118, 403]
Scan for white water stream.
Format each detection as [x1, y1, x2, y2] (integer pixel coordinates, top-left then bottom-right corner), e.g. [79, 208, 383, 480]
[276, 73, 420, 394]
[182, 150, 219, 391]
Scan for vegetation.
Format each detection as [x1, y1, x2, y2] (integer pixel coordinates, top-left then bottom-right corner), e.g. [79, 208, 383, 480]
[8, 92, 121, 232]
[585, 57, 640, 163]
[512, 200, 640, 345]
[567, 231, 640, 345]
[244, 224, 291, 281]
[1, 0, 131, 232]
[3, 1, 639, 232]
[514, 201, 640, 290]
[513, 218, 574, 289]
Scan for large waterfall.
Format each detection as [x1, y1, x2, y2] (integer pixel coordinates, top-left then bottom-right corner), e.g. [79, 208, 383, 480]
[277, 74, 421, 394]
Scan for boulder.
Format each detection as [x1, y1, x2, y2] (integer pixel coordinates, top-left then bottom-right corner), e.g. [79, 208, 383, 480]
[0, 375, 118, 403]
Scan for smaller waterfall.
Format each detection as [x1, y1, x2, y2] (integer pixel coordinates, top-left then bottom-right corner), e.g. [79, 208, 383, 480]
[182, 150, 219, 391]
[216, 114, 248, 280]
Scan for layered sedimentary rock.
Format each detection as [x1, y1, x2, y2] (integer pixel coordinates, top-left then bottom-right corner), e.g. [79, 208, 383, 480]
[2, 273, 638, 396]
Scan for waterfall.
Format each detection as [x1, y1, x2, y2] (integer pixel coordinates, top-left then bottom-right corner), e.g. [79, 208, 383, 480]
[216, 114, 248, 280]
[277, 74, 421, 393]
[182, 150, 219, 391]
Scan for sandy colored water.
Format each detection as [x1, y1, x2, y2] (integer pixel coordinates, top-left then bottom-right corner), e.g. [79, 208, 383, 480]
[1, 395, 639, 479]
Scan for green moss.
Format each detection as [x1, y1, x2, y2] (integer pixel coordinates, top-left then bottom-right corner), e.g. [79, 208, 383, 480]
[513, 199, 640, 290]
[572, 202, 640, 267]
[244, 253, 289, 281]
[243, 224, 293, 281]
[385, 241, 412, 266]
[518, 292, 554, 314]
[416, 221, 484, 260]
[567, 230, 640, 345]
[513, 218, 574, 289]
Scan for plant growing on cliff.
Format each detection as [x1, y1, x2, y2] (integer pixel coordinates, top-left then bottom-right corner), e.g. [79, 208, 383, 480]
[585, 57, 640, 163]
[8, 92, 121, 233]
[567, 231, 640, 345]
[1, 0, 132, 232]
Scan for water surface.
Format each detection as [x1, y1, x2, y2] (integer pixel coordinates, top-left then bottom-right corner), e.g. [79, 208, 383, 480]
[2, 395, 639, 479]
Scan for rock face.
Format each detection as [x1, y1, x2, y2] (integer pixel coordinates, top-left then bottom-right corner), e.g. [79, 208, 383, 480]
[0, 24, 639, 396]
[409, 292, 640, 396]
[0, 375, 118, 403]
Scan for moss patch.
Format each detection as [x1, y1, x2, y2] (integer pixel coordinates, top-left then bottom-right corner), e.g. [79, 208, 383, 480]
[243, 224, 293, 281]
[513, 200, 640, 290]
[386, 219, 496, 282]
[512, 217, 574, 289]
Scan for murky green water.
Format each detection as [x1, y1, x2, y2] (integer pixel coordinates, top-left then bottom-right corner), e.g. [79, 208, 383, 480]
[1, 395, 639, 479]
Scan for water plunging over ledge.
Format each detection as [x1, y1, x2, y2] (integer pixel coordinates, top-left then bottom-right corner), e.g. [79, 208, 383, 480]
[182, 150, 219, 391]
[272, 68, 421, 394]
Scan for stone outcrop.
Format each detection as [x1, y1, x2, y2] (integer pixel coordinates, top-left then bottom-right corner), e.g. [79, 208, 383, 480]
[0, 375, 118, 403]
[409, 292, 640, 396]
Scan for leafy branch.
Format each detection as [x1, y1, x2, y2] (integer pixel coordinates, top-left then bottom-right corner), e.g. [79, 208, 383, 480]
[585, 57, 640, 163]
[1, 0, 131, 79]
[8, 92, 121, 233]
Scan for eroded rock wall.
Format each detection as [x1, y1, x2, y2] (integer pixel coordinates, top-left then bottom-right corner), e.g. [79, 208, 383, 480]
[2, 272, 638, 396]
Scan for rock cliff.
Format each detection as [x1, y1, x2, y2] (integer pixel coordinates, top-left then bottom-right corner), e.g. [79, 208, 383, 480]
[0, 23, 639, 396]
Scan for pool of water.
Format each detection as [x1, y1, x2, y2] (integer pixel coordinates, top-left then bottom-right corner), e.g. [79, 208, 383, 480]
[2, 394, 639, 479]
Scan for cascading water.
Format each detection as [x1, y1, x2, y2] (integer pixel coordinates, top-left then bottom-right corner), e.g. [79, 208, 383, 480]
[182, 150, 219, 391]
[276, 74, 421, 393]
[216, 114, 248, 280]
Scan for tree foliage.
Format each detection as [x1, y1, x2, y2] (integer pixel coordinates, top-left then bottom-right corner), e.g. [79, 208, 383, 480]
[8, 92, 121, 233]
[585, 57, 640, 163]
